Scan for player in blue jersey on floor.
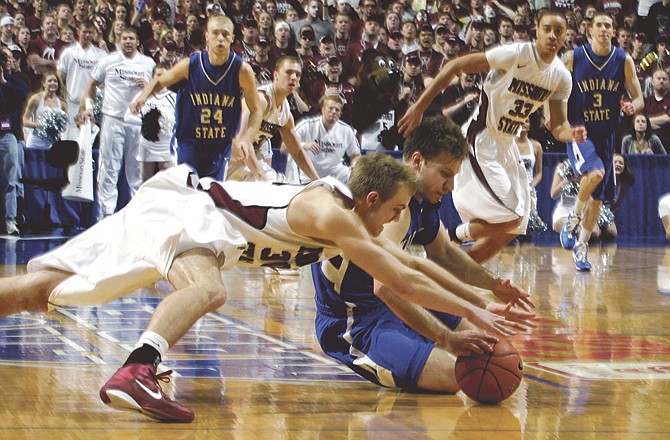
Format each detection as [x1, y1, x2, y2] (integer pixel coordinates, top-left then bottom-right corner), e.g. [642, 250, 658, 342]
[560, 12, 643, 271]
[131, 15, 261, 180]
[313, 115, 536, 392]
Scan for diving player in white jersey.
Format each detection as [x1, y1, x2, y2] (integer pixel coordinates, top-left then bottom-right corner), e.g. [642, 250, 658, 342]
[399, 11, 588, 263]
[81, 27, 155, 220]
[56, 20, 106, 140]
[226, 56, 320, 182]
[0, 154, 525, 422]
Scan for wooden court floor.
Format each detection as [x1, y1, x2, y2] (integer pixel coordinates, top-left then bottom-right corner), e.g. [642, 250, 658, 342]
[1, 237, 669, 439]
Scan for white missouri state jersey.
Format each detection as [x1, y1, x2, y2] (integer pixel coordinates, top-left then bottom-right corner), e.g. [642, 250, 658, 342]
[196, 174, 352, 269]
[92, 51, 155, 118]
[466, 42, 571, 140]
[57, 43, 107, 103]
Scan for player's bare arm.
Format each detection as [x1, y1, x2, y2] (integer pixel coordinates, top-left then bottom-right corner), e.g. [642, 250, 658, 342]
[131, 58, 190, 114]
[398, 52, 490, 136]
[236, 62, 262, 152]
[375, 236, 535, 329]
[383, 209, 535, 311]
[374, 284, 498, 356]
[548, 99, 587, 143]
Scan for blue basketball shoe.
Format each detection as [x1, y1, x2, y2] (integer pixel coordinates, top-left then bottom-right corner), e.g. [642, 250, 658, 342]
[572, 242, 592, 272]
[560, 211, 579, 250]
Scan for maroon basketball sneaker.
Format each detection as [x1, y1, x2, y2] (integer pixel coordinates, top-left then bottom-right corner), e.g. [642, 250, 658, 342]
[99, 363, 195, 423]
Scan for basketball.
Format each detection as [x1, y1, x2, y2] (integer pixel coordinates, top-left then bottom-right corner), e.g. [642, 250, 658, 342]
[455, 339, 523, 404]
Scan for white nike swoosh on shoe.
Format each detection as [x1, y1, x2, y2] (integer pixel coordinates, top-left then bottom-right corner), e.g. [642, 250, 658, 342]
[135, 379, 163, 400]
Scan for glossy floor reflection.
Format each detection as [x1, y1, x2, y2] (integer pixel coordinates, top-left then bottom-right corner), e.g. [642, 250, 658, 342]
[1, 238, 669, 439]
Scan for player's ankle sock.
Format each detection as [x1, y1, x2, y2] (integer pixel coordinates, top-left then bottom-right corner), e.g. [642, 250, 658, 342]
[578, 227, 592, 244]
[123, 331, 169, 367]
[448, 227, 462, 244]
[124, 344, 162, 368]
[455, 223, 473, 242]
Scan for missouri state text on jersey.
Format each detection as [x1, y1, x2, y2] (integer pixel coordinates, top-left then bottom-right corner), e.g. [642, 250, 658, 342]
[175, 51, 244, 143]
[497, 78, 552, 135]
[473, 43, 571, 139]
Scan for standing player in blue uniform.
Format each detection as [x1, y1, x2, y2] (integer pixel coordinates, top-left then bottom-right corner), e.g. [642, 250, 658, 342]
[560, 13, 643, 271]
[313, 115, 536, 392]
[131, 16, 261, 180]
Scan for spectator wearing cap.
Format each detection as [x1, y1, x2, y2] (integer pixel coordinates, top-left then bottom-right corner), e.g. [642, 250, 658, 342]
[342, 13, 390, 82]
[0, 15, 16, 48]
[171, 20, 193, 63]
[512, 23, 531, 43]
[290, 0, 334, 45]
[317, 34, 337, 62]
[404, 24, 444, 88]
[231, 18, 259, 63]
[464, 20, 487, 52]
[295, 25, 318, 63]
[27, 16, 66, 91]
[270, 21, 298, 60]
[309, 56, 354, 121]
[432, 25, 449, 56]
[333, 12, 351, 57]
[386, 30, 404, 62]
[640, 34, 670, 86]
[400, 54, 425, 105]
[156, 33, 180, 67]
[443, 34, 462, 62]
[249, 35, 274, 85]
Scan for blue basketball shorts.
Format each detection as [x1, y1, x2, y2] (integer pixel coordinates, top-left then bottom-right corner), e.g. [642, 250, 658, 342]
[176, 139, 231, 180]
[566, 133, 616, 202]
[315, 305, 462, 389]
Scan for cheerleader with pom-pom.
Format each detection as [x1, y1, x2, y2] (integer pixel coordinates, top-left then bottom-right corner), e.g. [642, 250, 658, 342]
[22, 69, 68, 149]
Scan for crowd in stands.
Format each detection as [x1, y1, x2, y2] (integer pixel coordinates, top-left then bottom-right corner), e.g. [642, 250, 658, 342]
[0, 0, 669, 239]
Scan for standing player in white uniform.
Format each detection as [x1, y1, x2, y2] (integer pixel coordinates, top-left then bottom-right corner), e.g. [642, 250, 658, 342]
[399, 11, 588, 263]
[56, 20, 106, 140]
[226, 56, 319, 182]
[80, 27, 155, 220]
[0, 154, 524, 423]
[286, 95, 361, 184]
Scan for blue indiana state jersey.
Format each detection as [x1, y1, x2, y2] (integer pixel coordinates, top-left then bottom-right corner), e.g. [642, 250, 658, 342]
[175, 51, 243, 145]
[568, 45, 627, 137]
[313, 196, 443, 315]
